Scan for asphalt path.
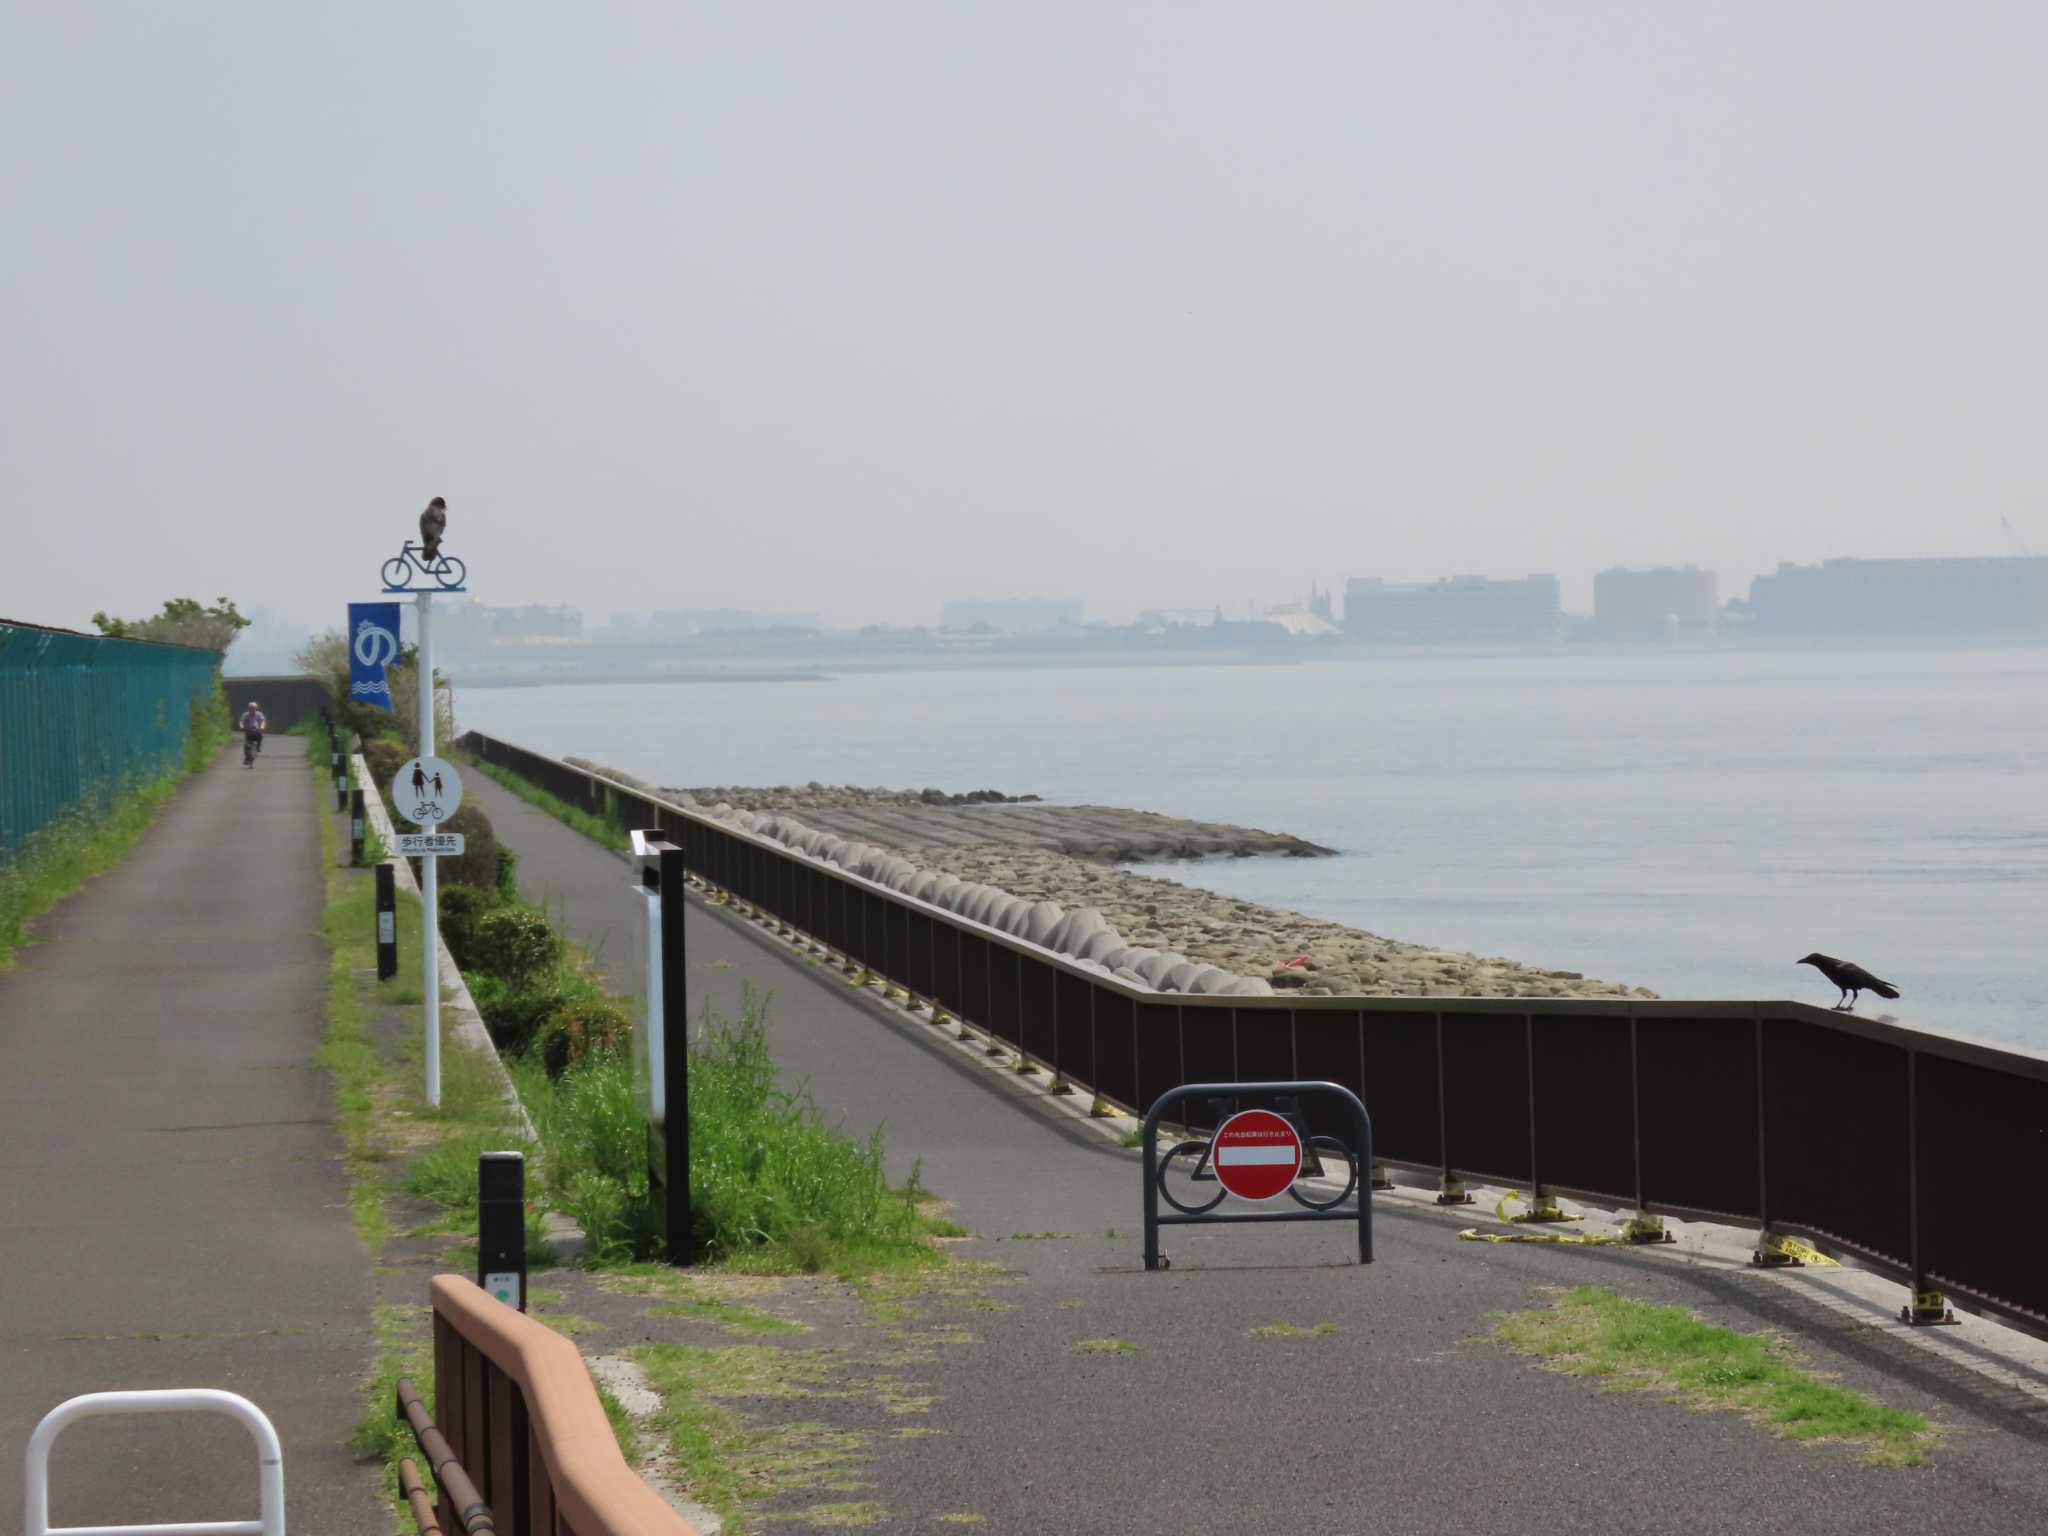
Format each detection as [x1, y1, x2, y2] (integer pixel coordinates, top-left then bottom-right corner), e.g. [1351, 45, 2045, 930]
[0, 737, 382, 1532]
[471, 769, 2048, 1533]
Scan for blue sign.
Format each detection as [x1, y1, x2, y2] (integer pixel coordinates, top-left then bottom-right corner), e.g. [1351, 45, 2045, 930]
[348, 602, 402, 712]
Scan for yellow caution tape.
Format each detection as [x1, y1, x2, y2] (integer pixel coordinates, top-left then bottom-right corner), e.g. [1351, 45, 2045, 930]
[1459, 1227, 1623, 1247]
[1494, 1189, 1585, 1225]
[1759, 1234, 1839, 1267]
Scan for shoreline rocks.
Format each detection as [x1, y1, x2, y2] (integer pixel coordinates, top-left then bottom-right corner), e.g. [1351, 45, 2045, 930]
[561, 759, 1654, 1001]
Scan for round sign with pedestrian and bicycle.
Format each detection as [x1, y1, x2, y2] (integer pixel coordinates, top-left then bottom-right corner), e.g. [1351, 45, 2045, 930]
[392, 756, 464, 827]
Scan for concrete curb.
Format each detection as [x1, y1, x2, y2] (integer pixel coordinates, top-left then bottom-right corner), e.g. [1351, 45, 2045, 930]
[351, 754, 587, 1263]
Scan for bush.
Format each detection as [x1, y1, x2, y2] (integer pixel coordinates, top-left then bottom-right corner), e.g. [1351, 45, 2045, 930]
[539, 995, 633, 1077]
[467, 971, 571, 1056]
[686, 988, 927, 1267]
[436, 802, 501, 891]
[468, 906, 559, 986]
[527, 1055, 657, 1261]
[360, 736, 410, 790]
[494, 844, 520, 902]
[438, 884, 496, 969]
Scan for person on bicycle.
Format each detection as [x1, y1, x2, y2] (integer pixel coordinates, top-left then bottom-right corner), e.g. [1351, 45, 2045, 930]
[238, 701, 268, 766]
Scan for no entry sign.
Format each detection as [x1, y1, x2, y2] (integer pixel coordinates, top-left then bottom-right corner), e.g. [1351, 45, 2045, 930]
[1211, 1109, 1303, 1202]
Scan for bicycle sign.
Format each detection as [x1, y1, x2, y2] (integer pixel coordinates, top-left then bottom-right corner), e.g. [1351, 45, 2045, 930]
[381, 540, 467, 592]
[1143, 1080, 1373, 1271]
[392, 756, 464, 827]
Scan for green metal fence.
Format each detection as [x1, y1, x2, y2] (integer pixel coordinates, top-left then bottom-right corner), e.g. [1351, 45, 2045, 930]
[0, 620, 222, 859]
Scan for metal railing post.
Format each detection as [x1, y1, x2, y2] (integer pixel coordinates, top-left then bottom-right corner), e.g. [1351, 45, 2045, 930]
[349, 787, 366, 866]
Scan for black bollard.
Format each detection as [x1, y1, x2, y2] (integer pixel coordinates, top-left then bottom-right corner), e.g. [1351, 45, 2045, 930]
[375, 862, 398, 981]
[349, 788, 365, 866]
[477, 1152, 527, 1311]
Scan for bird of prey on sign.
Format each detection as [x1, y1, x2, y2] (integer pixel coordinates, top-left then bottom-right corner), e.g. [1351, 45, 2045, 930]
[420, 497, 447, 563]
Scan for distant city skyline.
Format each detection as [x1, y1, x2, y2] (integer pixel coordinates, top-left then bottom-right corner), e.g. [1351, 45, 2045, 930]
[7, 6, 2045, 636]
[195, 540, 2048, 648]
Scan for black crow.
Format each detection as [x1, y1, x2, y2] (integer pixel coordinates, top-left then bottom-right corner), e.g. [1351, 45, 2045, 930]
[1798, 953, 1900, 1011]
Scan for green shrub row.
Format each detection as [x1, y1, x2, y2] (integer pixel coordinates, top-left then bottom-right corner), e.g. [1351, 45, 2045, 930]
[410, 748, 942, 1274]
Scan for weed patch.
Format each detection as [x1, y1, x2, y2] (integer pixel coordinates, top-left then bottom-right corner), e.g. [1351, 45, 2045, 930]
[466, 755, 631, 851]
[633, 1343, 876, 1531]
[1073, 1338, 1135, 1355]
[1492, 1286, 1935, 1465]
[649, 1297, 810, 1336]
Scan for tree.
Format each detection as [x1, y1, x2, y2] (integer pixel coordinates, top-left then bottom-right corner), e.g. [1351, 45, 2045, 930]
[294, 628, 455, 752]
[93, 596, 250, 653]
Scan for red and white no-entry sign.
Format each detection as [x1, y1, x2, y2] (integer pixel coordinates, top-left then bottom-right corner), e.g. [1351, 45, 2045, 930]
[1211, 1109, 1303, 1202]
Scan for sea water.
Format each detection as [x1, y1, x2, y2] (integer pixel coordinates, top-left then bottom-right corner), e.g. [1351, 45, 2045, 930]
[458, 648, 2048, 1051]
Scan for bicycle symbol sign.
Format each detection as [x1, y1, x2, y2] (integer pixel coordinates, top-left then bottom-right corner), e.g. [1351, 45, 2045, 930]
[392, 756, 464, 828]
[1210, 1109, 1303, 1202]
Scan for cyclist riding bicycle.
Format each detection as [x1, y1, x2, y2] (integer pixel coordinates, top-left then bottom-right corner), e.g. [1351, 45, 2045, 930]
[238, 701, 268, 767]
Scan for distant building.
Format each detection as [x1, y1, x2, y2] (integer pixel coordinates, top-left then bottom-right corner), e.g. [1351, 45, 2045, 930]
[1136, 608, 1219, 629]
[1261, 602, 1340, 638]
[1746, 556, 2048, 639]
[1593, 566, 1718, 634]
[604, 608, 821, 641]
[939, 598, 1083, 633]
[441, 601, 583, 651]
[1343, 574, 1561, 645]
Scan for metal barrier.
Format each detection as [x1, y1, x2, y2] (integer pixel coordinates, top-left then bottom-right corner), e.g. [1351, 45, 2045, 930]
[461, 731, 2048, 1341]
[24, 1389, 286, 1536]
[427, 1274, 695, 1536]
[0, 620, 221, 858]
[1142, 1080, 1374, 1270]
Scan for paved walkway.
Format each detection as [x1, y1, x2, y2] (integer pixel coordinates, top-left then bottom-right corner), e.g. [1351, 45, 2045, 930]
[0, 739, 382, 1533]
[470, 769, 2048, 1534]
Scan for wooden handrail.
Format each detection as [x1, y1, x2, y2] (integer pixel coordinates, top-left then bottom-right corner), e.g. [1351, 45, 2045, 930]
[430, 1274, 696, 1536]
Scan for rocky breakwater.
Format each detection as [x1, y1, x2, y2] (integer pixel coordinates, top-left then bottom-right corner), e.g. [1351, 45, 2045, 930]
[565, 760, 1654, 1002]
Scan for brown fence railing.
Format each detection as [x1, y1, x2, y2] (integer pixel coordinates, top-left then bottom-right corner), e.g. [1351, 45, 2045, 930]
[428, 1274, 695, 1536]
[462, 731, 2048, 1343]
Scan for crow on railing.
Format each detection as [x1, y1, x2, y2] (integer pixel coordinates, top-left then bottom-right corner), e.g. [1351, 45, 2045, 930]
[1798, 952, 1900, 1011]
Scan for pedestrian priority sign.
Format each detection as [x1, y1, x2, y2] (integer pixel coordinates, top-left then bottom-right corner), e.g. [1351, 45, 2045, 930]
[392, 756, 464, 827]
[396, 832, 466, 856]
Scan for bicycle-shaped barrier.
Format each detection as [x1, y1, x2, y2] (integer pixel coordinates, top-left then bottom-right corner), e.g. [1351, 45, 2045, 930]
[1142, 1080, 1374, 1270]
[381, 540, 467, 591]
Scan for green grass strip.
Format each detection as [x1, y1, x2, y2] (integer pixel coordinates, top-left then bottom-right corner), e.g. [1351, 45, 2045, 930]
[0, 680, 231, 968]
[308, 748, 540, 1508]
[465, 754, 631, 851]
[0, 775, 181, 968]
[632, 1343, 876, 1533]
[1493, 1285, 1934, 1465]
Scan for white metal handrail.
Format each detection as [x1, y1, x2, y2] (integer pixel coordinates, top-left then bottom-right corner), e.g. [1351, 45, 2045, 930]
[24, 1390, 285, 1536]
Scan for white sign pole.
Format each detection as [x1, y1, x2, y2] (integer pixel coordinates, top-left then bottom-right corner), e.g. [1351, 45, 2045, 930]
[419, 588, 440, 1108]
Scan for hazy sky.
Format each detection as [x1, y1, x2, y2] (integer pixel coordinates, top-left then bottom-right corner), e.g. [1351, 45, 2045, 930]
[5, 3, 2044, 631]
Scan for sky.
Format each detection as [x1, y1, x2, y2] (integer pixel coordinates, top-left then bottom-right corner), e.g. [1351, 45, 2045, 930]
[4, 2, 2044, 632]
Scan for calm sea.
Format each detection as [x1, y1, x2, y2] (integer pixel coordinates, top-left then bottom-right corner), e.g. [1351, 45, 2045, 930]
[458, 649, 2048, 1051]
